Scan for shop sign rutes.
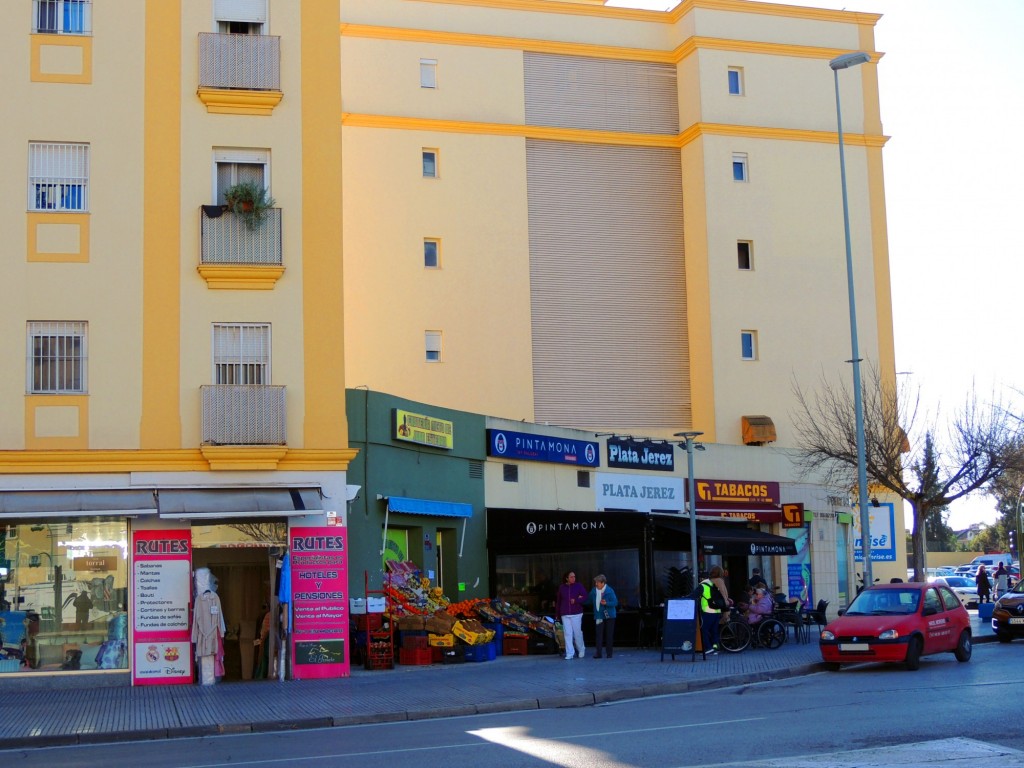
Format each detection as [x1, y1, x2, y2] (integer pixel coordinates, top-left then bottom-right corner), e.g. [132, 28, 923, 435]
[290, 526, 350, 679]
[605, 437, 674, 472]
[595, 472, 684, 513]
[131, 530, 193, 686]
[393, 408, 454, 450]
[487, 429, 599, 467]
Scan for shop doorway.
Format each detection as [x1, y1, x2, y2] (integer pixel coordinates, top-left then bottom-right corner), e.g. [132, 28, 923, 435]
[191, 520, 287, 682]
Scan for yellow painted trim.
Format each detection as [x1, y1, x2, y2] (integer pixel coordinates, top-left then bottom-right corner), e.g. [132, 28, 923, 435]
[26, 212, 90, 263]
[341, 25, 879, 68]
[197, 265, 285, 290]
[409, 0, 662, 22]
[0, 448, 357, 474]
[30, 33, 92, 84]
[24, 395, 89, 450]
[141, 0, 182, 449]
[343, 113, 887, 149]
[679, 138, 716, 441]
[200, 446, 289, 471]
[196, 87, 283, 116]
[672, 0, 881, 26]
[303, 3, 349, 450]
[341, 24, 676, 64]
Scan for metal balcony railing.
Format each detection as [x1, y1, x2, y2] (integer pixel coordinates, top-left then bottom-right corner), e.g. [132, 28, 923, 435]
[201, 385, 286, 445]
[200, 207, 282, 265]
[199, 32, 280, 91]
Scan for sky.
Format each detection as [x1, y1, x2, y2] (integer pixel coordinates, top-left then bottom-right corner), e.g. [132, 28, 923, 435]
[608, 0, 1024, 530]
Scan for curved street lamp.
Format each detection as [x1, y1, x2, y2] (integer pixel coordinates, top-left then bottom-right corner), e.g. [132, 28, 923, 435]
[829, 50, 872, 587]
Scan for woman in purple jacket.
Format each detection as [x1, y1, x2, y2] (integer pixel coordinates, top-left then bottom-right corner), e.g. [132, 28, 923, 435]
[555, 571, 588, 660]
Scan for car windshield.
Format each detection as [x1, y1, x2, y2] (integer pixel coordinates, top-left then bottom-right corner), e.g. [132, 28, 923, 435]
[944, 577, 972, 588]
[1010, 580, 1024, 595]
[845, 588, 921, 615]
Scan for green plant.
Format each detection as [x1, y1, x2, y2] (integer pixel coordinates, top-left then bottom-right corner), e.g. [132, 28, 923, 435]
[223, 181, 276, 230]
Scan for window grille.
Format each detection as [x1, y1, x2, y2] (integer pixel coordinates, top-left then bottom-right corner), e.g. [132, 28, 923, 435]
[33, 0, 91, 35]
[28, 142, 89, 211]
[213, 323, 270, 384]
[27, 321, 87, 393]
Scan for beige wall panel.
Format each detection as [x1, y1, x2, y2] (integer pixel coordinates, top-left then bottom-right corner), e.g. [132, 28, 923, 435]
[34, 405, 81, 438]
[701, 135, 879, 447]
[698, 49, 866, 133]
[38, 42, 84, 75]
[341, 38, 525, 124]
[343, 0, 673, 51]
[484, 461, 596, 512]
[178, 1, 308, 449]
[690, 7, 863, 50]
[342, 127, 535, 420]
[34, 222, 83, 254]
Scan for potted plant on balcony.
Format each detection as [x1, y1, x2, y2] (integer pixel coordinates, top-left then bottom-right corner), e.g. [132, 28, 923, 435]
[223, 181, 276, 231]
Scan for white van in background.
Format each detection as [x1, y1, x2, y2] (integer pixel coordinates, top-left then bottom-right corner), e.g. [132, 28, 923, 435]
[969, 554, 1013, 571]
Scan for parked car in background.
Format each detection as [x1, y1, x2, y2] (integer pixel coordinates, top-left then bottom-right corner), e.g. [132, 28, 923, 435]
[819, 582, 972, 671]
[970, 553, 1013, 571]
[954, 564, 976, 578]
[929, 576, 980, 608]
[932, 567, 955, 577]
[991, 580, 1024, 642]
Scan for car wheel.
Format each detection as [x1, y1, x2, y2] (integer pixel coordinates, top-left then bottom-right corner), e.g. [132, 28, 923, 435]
[824, 661, 841, 671]
[905, 636, 923, 671]
[997, 630, 1013, 644]
[954, 630, 972, 662]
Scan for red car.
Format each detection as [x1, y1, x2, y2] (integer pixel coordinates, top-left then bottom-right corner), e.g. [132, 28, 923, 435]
[819, 582, 972, 670]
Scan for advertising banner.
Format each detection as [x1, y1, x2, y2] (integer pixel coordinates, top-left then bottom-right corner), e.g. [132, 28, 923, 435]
[131, 529, 192, 686]
[606, 437, 674, 472]
[853, 502, 897, 562]
[595, 472, 684, 512]
[488, 429, 599, 466]
[393, 409, 454, 449]
[290, 527, 350, 679]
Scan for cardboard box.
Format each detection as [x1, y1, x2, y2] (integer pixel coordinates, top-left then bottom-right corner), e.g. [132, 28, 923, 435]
[428, 633, 455, 647]
[424, 611, 456, 635]
[396, 615, 426, 631]
[350, 598, 367, 615]
[367, 597, 386, 613]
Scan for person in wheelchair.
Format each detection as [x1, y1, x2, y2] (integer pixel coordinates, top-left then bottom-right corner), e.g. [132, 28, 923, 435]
[744, 587, 775, 626]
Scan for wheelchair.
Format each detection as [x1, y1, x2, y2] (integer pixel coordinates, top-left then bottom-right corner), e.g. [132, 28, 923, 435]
[719, 608, 786, 653]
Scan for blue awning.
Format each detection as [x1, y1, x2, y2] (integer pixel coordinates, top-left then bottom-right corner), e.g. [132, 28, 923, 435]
[386, 496, 472, 518]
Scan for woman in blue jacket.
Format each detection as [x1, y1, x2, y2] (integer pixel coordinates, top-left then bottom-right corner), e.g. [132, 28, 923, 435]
[588, 574, 618, 659]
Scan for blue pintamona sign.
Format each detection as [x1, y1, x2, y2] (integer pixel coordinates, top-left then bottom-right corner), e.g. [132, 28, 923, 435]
[487, 429, 599, 467]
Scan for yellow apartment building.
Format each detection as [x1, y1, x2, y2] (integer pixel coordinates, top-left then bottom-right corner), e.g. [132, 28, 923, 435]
[1, 0, 352, 683]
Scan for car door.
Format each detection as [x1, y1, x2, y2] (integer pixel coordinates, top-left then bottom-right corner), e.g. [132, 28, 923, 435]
[921, 586, 953, 653]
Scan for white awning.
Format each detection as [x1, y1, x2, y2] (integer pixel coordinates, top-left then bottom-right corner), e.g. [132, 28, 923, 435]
[0, 489, 157, 518]
[157, 487, 322, 520]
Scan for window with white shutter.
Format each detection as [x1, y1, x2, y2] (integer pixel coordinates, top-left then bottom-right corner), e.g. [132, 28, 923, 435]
[27, 321, 87, 393]
[28, 142, 89, 211]
[213, 323, 270, 384]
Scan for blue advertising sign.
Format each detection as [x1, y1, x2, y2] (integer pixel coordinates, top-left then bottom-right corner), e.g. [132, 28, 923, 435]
[853, 502, 897, 562]
[487, 429, 599, 467]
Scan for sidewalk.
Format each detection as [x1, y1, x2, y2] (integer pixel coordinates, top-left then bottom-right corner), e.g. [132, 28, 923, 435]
[0, 612, 996, 750]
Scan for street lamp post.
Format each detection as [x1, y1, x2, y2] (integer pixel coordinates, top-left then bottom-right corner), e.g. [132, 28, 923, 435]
[829, 51, 873, 588]
[675, 431, 704, 587]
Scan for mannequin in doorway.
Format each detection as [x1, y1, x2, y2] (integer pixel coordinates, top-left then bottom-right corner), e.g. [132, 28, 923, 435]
[192, 567, 225, 685]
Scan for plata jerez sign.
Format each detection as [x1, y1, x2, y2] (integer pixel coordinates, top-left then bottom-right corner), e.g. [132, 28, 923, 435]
[606, 437, 674, 472]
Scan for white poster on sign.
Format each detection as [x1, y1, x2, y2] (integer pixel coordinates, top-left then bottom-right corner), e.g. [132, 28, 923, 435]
[133, 559, 191, 633]
[595, 473, 684, 513]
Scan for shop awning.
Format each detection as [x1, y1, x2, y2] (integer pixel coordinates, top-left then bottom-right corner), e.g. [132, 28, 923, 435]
[157, 487, 322, 520]
[651, 517, 796, 556]
[386, 496, 472, 518]
[697, 522, 797, 556]
[382, 496, 473, 558]
[0, 489, 158, 518]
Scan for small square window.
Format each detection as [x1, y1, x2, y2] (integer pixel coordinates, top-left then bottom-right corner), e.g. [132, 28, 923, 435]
[420, 59, 437, 89]
[737, 241, 753, 270]
[425, 330, 442, 362]
[27, 321, 87, 393]
[577, 471, 591, 489]
[741, 331, 758, 361]
[732, 153, 748, 182]
[423, 239, 440, 268]
[422, 149, 438, 178]
[728, 67, 744, 96]
[503, 464, 519, 483]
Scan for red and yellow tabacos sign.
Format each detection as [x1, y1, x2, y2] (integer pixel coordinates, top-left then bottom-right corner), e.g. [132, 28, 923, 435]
[691, 478, 783, 522]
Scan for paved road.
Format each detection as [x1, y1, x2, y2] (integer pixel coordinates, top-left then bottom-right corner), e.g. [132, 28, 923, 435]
[0, 611, 998, 750]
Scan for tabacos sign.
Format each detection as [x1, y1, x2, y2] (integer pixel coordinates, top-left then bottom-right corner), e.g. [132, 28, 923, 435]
[691, 479, 781, 509]
[606, 437, 674, 472]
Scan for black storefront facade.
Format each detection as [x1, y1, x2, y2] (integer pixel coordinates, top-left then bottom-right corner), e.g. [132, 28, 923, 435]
[486, 508, 796, 646]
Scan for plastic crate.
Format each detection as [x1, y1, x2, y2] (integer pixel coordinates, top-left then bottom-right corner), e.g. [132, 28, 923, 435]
[399, 647, 433, 666]
[354, 613, 383, 631]
[527, 634, 556, 655]
[482, 621, 504, 655]
[464, 642, 496, 663]
[439, 647, 466, 664]
[503, 635, 528, 656]
[0, 659, 21, 673]
[403, 635, 430, 651]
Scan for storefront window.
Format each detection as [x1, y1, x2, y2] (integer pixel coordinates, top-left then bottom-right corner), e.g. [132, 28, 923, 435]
[0, 519, 129, 673]
[495, 549, 641, 613]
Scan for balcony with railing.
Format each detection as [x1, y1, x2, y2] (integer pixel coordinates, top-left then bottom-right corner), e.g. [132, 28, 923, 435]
[197, 32, 282, 114]
[199, 207, 283, 289]
[201, 385, 286, 446]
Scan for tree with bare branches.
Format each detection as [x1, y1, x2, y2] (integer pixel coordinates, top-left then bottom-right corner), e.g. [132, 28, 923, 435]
[793, 368, 1024, 581]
